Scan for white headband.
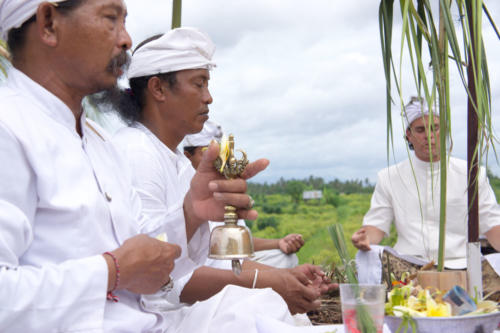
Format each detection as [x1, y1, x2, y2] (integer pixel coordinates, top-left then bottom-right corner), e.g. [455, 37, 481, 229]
[183, 120, 223, 148]
[0, 0, 66, 41]
[128, 27, 216, 79]
[404, 97, 439, 128]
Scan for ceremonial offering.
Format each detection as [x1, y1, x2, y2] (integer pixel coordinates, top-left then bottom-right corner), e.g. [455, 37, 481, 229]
[384, 274, 500, 333]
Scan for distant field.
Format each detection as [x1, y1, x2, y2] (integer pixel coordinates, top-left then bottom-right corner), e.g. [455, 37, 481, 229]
[247, 193, 392, 267]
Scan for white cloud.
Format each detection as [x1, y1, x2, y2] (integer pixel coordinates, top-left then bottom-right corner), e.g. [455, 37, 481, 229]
[123, 0, 500, 183]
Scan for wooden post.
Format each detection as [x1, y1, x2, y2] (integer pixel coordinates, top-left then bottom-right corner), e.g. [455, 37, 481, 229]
[466, 0, 482, 297]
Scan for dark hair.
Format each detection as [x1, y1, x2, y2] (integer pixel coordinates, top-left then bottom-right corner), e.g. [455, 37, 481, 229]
[90, 34, 179, 124]
[184, 146, 197, 155]
[7, 0, 84, 60]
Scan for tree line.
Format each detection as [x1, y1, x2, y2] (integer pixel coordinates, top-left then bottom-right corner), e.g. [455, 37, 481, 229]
[247, 176, 374, 196]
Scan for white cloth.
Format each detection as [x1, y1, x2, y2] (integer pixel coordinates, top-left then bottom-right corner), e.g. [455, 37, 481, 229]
[256, 318, 392, 333]
[182, 119, 223, 148]
[112, 124, 210, 304]
[355, 245, 385, 284]
[0, 0, 66, 41]
[251, 249, 299, 268]
[128, 27, 216, 79]
[166, 285, 295, 333]
[0, 67, 163, 332]
[486, 253, 500, 276]
[363, 156, 500, 269]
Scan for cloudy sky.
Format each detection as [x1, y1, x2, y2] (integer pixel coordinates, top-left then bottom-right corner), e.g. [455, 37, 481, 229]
[122, 0, 500, 184]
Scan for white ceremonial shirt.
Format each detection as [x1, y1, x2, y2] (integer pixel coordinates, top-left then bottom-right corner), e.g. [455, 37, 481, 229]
[363, 156, 500, 268]
[113, 125, 210, 301]
[0, 68, 166, 332]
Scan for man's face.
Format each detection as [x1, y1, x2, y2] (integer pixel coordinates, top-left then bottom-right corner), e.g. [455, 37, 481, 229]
[406, 115, 440, 162]
[55, 0, 131, 94]
[162, 68, 212, 135]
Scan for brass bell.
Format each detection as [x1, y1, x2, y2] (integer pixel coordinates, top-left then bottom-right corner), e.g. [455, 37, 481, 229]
[209, 134, 254, 274]
[208, 206, 254, 260]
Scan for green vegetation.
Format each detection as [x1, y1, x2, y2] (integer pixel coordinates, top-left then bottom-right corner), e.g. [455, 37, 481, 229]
[247, 176, 374, 268]
[247, 174, 500, 268]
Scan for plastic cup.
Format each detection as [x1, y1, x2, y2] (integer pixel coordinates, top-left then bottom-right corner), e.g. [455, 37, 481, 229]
[340, 284, 386, 333]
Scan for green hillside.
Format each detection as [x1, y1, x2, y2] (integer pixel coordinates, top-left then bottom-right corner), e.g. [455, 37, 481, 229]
[247, 173, 500, 268]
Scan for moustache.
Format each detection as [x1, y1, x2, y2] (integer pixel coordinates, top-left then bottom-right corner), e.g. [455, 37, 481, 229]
[107, 51, 131, 75]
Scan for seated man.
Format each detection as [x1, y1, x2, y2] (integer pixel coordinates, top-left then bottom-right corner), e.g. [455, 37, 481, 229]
[183, 120, 304, 269]
[0, 1, 270, 332]
[352, 96, 500, 276]
[98, 27, 334, 315]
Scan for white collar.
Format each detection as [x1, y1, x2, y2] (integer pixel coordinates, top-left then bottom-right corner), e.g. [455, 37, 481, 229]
[412, 154, 441, 170]
[7, 67, 81, 136]
[134, 122, 191, 174]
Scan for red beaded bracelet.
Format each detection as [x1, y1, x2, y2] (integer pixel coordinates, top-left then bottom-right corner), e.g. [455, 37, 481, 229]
[103, 251, 120, 302]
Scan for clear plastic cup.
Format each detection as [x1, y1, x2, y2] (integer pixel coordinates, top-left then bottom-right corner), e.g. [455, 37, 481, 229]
[340, 284, 386, 333]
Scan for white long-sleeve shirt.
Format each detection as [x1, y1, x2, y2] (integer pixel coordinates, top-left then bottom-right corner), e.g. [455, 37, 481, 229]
[0, 68, 163, 332]
[113, 125, 210, 301]
[363, 156, 500, 268]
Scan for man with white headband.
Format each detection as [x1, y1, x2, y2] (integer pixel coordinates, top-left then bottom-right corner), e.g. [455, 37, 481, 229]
[0, 1, 267, 332]
[105, 28, 335, 320]
[183, 120, 304, 269]
[351, 96, 500, 277]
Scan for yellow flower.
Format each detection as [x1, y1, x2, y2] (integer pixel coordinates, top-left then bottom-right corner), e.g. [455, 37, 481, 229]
[425, 291, 451, 317]
[218, 135, 230, 172]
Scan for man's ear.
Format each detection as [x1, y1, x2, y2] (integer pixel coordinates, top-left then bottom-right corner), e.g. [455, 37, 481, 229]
[147, 76, 167, 102]
[405, 127, 412, 139]
[36, 2, 60, 47]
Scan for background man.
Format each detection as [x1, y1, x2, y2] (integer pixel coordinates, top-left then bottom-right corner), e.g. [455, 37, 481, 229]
[183, 119, 304, 269]
[352, 96, 500, 271]
[104, 28, 334, 316]
[0, 1, 266, 331]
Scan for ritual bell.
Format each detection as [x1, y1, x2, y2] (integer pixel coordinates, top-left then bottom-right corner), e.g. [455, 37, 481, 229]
[208, 134, 254, 274]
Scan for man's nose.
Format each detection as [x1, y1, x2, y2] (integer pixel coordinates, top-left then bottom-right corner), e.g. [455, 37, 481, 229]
[427, 130, 436, 143]
[119, 26, 133, 51]
[204, 89, 213, 104]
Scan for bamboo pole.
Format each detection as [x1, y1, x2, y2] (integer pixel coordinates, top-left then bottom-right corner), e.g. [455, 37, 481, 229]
[171, 0, 182, 29]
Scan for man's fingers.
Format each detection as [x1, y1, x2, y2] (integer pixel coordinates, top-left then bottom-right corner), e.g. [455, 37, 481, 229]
[291, 239, 302, 250]
[169, 243, 182, 259]
[292, 270, 312, 286]
[209, 178, 247, 194]
[300, 284, 321, 302]
[241, 158, 270, 179]
[361, 243, 371, 251]
[235, 208, 258, 221]
[197, 141, 219, 172]
[213, 191, 252, 208]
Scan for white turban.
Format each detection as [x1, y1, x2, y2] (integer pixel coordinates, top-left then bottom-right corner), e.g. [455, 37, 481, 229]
[128, 27, 216, 79]
[404, 96, 439, 128]
[0, 0, 66, 41]
[183, 120, 223, 148]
